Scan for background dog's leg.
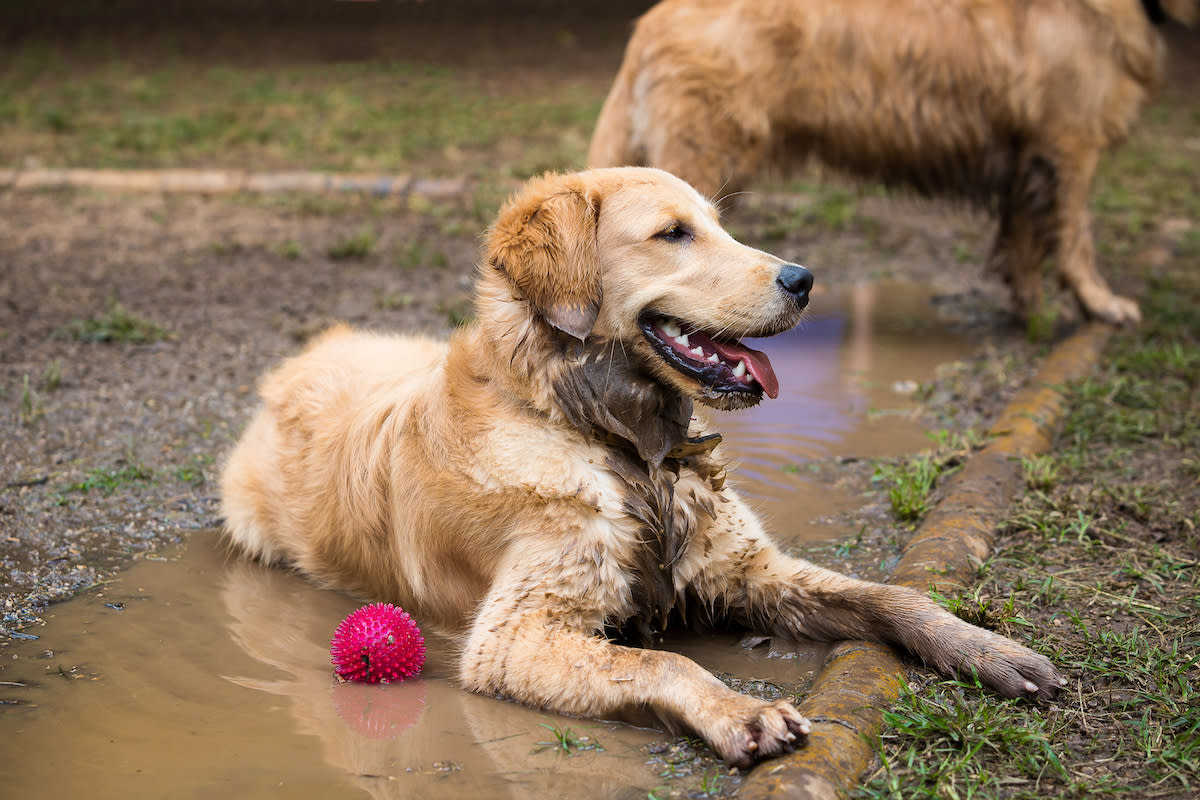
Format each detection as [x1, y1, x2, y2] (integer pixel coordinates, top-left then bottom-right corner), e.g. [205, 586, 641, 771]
[1052, 144, 1142, 324]
[991, 154, 1056, 319]
[991, 202, 1046, 318]
[458, 569, 809, 767]
[689, 497, 1064, 699]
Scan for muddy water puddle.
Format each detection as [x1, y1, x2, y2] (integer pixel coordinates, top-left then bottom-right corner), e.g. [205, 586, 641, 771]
[1, 283, 975, 799]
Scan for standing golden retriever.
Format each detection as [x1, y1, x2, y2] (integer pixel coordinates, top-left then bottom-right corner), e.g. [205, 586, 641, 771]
[220, 168, 1062, 767]
[588, 0, 1198, 325]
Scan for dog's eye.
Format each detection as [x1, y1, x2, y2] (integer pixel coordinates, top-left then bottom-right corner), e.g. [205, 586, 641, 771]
[656, 224, 691, 242]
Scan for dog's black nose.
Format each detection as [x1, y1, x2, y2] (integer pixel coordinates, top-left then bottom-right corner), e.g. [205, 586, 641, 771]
[776, 264, 814, 308]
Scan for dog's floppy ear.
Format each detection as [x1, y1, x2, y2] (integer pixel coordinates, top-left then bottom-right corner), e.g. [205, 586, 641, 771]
[486, 175, 602, 341]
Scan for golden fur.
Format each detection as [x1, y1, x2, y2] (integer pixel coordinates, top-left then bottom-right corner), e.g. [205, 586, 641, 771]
[588, 0, 1198, 325]
[221, 168, 1062, 767]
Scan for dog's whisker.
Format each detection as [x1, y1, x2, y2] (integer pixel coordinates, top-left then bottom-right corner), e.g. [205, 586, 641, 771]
[714, 189, 754, 213]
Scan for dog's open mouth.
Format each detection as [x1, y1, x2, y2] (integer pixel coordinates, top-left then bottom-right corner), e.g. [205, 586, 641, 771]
[640, 315, 780, 399]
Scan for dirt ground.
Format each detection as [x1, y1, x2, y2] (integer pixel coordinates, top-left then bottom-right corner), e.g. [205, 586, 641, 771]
[1, 5, 1199, 798]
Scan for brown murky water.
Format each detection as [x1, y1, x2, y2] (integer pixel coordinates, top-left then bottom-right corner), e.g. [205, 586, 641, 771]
[0, 283, 972, 799]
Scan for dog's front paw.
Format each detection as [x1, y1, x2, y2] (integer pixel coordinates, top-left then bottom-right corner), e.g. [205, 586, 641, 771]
[958, 631, 1066, 700]
[1083, 291, 1141, 326]
[708, 698, 811, 768]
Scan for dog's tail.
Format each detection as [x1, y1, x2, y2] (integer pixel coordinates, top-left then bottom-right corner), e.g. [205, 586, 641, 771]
[587, 39, 643, 169]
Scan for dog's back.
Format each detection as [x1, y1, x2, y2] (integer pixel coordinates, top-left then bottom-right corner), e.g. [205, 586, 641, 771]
[588, 0, 1169, 197]
[220, 326, 470, 623]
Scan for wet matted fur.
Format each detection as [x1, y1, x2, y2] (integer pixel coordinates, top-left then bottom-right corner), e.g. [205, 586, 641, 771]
[220, 168, 1063, 767]
[588, 0, 1199, 325]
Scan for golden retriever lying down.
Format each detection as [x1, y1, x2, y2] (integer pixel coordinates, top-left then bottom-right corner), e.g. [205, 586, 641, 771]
[220, 168, 1063, 767]
[588, 0, 1198, 326]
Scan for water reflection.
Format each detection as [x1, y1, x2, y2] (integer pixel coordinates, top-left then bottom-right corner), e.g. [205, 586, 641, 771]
[219, 555, 663, 799]
[713, 282, 967, 539]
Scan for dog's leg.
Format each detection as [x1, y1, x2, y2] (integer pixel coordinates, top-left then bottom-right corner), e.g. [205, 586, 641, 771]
[990, 156, 1056, 319]
[689, 496, 1065, 699]
[990, 204, 1046, 318]
[458, 555, 810, 767]
[1051, 144, 1141, 324]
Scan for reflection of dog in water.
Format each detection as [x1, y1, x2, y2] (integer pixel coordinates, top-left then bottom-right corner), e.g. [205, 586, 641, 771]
[220, 558, 662, 800]
[588, 0, 1198, 325]
[221, 168, 1062, 768]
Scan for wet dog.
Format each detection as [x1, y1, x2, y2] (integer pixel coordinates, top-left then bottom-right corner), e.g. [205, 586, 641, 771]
[588, 0, 1198, 325]
[220, 168, 1062, 767]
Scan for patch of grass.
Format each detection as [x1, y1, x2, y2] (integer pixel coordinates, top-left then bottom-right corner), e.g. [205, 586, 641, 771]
[697, 767, 727, 796]
[926, 427, 986, 455]
[55, 302, 169, 344]
[532, 720, 603, 756]
[274, 240, 304, 260]
[860, 678, 1070, 800]
[928, 584, 1024, 631]
[375, 290, 415, 311]
[645, 735, 733, 796]
[873, 430, 983, 522]
[1022, 455, 1059, 492]
[0, 46, 604, 175]
[172, 465, 205, 485]
[863, 250, 1200, 799]
[209, 239, 242, 256]
[19, 374, 41, 425]
[327, 226, 377, 260]
[395, 238, 448, 270]
[41, 358, 63, 392]
[70, 462, 155, 495]
[812, 187, 858, 231]
[731, 181, 871, 241]
[834, 526, 868, 559]
[1025, 300, 1059, 343]
[874, 455, 943, 522]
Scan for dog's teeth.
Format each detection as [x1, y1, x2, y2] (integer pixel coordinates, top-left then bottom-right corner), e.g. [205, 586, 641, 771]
[732, 360, 746, 378]
[676, 333, 691, 347]
[661, 320, 682, 338]
[707, 353, 719, 363]
[690, 346, 705, 358]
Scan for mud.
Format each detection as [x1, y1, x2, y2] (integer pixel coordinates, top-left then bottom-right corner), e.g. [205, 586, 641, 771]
[0, 284, 974, 798]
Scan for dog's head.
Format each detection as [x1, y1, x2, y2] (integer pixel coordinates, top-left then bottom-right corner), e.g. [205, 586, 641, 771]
[483, 168, 812, 414]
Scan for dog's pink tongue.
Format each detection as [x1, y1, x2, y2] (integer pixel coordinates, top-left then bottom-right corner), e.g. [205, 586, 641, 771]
[710, 340, 779, 399]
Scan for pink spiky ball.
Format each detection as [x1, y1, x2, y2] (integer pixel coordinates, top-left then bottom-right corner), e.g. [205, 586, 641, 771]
[330, 602, 426, 684]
